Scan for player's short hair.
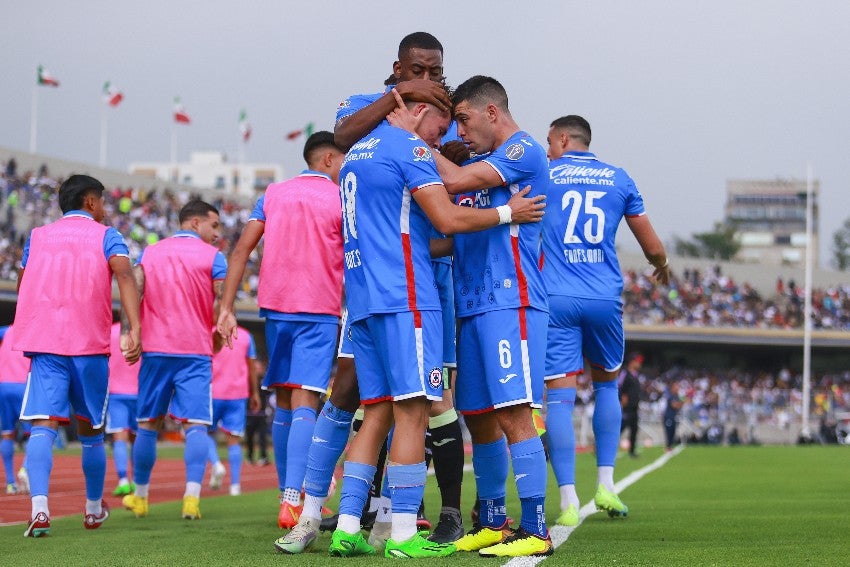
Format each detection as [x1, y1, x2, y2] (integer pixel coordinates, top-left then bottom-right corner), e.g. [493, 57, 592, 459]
[398, 32, 443, 58]
[550, 115, 592, 147]
[178, 199, 218, 224]
[58, 174, 105, 214]
[303, 131, 343, 165]
[452, 75, 509, 112]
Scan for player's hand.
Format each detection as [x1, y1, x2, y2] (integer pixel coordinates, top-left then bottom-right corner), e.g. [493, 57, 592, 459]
[506, 186, 546, 224]
[653, 263, 671, 286]
[387, 88, 426, 134]
[440, 140, 470, 165]
[216, 310, 238, 349]
[393, 79, 451, 112]
[121, 328, 142, 365]
[249, 392, 261, 413]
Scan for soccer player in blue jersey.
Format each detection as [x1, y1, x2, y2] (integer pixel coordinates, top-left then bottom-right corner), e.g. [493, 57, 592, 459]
[422, 75, 553, 558]
[328, 93, 543, 559]
[540, 115, 669, 526]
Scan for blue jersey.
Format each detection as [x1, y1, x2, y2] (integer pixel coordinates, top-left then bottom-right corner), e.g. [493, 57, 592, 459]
[452, 131, 549, 318]
[341, 122, 444, 322]
[541, 151, 645, 300]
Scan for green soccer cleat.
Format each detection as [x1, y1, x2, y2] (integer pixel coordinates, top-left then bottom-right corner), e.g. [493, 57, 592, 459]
[453, 522, 512, 551]
[556, 504, 579, 527]
[594, 485, 628, 518]
[112, 482, 135, 497]
[479, 527, 553, 558]
[328, 529, 376, 557]
[384, 532, 456, 558]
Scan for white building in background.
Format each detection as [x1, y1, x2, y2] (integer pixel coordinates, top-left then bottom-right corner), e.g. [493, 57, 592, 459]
[725, 178, 819, 267]
[128, 151, 282, 197]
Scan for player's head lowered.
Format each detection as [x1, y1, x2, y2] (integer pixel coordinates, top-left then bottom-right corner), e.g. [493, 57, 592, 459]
[179, 199, 221, 245]
[404, 95, 451, 148]
[451, 75, 511, 154]
[392, 32, 444, 84]
[303, 131, 346, 184]
[548, 115, 591, 159]
[58, 174, 106, 220]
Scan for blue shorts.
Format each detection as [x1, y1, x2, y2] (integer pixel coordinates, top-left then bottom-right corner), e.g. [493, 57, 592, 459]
[0, 382, 26, 434]
[264, 319, 337, 393]
[545, 295, 624, 378]
[351, 310, 443, 404]
[210, 398, 247, 437]
[20, 354, 109, 428]
[106, 394, 138, 434]
[433, 262, 457, 368]
[137, 354, 212, 425]
[455, 307, 547, 414]
[337, 309, 354, 359]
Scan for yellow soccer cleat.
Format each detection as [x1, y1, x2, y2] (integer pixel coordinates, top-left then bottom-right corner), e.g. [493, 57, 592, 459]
[594, 485, 628, 518]
[453, 522, 512, 552]
[556, 504, 579, 527]
[182, 495, 201, 520]
[122, 494, 149, 518]
[478, 527, 553, 558]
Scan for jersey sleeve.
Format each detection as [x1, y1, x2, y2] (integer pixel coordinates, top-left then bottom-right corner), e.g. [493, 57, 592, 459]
[623, 172, 646, 218]
[398, 137, 444, 193]
[246, 333, 257, 359]
[482, 139, 539, 186]
[249, 195, 266, 222]
[103, 227, 130, 260]
[20, 233, 32, 268]
[212, 251, 228, 280]
[335, 93, 378, 123]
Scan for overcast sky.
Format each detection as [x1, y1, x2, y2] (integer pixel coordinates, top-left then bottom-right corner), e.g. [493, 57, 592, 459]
[2, 1, 848, 266]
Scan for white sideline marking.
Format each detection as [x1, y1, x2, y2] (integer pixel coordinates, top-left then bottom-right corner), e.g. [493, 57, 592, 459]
[504, 445, 685, 567]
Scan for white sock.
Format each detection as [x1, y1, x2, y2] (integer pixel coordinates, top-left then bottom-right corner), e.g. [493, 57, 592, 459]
[31, 495, 49, 517]
[337, 513, 362, 534]
[283, 487, 301, 506]
[559, 484, 580, 510]
[184, 482, 202, 498]
[302, 494, 323, 521]
[598, 466, 615, 492]
[390, 512, 417, 543]
[118, 477, 130, 487]
[368, 495, 379, 513]
[135, 483, 150, 498]
[85, 499, 102, 515]
[375, 495, 391, 522]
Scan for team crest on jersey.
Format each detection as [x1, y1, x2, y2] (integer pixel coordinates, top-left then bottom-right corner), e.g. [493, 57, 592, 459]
[338, 99, 351, 109]
[458, 196, 474, 208]
[505, 143, 525, 161]
[429, 367, 443, 389]
[412, 146, 432, 161]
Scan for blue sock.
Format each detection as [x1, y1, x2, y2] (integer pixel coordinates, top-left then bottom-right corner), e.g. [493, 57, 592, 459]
[284, 406, 317, 493]
[272, 408, 292, 491]
[304, 400, 354, 498]
[26, 427, 56, 497]
[113, 439, 129, 480]
[546, 387, 577, 486]
[510, 437, 548, 537]
[1, 438, 14, 484]
[132, 428, 159, 485]
[184, 426, 208, 484]
[79, 433, 106, 501]
[228, 444, 242, 486]
[593, 380, 622, 467]
[472, 437, 508, 528]
[387, 461, 427, 514]
[207, 434, 220, 465]
[338, 461, 376, 518]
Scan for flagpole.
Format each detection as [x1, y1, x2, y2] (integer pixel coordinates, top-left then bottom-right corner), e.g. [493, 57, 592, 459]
[30, 86, 38, 154]
[800, 163, 814, 441]
[99, 104, 108, 168]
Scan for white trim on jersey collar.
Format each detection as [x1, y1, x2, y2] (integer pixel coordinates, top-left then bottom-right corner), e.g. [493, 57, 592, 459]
[562, 151, 599, 161]
[298, 170, 333, 181]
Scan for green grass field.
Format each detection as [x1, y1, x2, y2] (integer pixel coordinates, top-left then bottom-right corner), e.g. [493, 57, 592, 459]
[1, 446, 845, 566]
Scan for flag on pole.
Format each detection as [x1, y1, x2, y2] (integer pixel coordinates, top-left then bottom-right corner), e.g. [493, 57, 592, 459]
[173, 97, 191, 124]
[286, 121, 314, 140]
[239, 109, 251, 142]
[37, 65, 59, 87]
[102, 81, 123, 107]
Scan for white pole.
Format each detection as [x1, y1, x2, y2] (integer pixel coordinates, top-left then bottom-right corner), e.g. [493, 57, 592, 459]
[29, 86, 38, 154]
[170, 125, 177, 183]
[801, 163, 814, 440]
[99, 105, 108, 168]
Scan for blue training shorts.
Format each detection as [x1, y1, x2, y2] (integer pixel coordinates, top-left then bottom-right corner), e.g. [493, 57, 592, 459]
[106, 393, 138, 434]
[0, 382, 26, 434]
[210, 398, 247, 437]
[455, 307, 547, 414]
[351, 310, 443, 404]
[20, 354, 109, 428]
[337, 309, 354, 359]
[545, 295, 624, 378]
[137, 354, 212, 425]
[264, 319, 337, 393]
[433, 262, 457, 368]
